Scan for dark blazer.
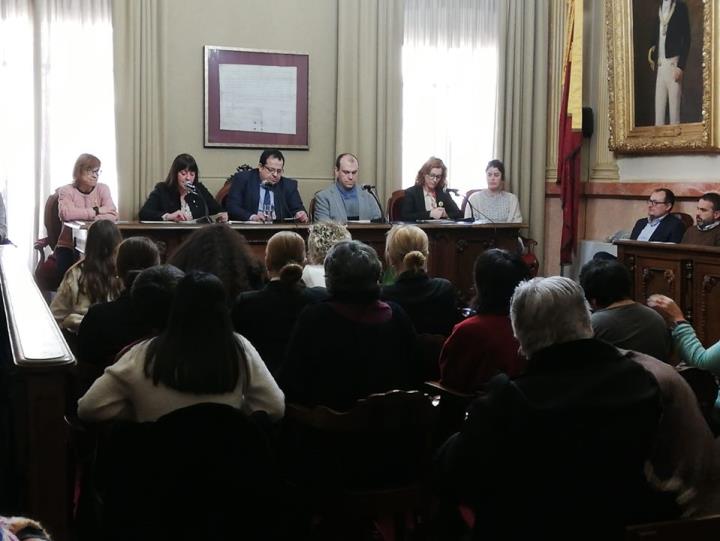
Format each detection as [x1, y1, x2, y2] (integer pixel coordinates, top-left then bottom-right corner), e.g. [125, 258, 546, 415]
[232, 281, 328, 375]
[650, 0, 690, 70]
[138, 182, 222, 221]
[630, 214, 686, 243]
[399, 185, 461, 221]
[381, 271, 460, 336]
[226, 168, 305, 221]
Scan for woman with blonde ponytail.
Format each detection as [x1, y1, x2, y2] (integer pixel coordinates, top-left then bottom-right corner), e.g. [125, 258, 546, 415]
[232, 231, 328, 374]
[381, 225, 459, 336]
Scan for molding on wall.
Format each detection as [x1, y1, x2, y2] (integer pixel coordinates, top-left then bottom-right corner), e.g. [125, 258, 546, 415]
[545, 181, 717, 198]
[545, 0, 566, 182]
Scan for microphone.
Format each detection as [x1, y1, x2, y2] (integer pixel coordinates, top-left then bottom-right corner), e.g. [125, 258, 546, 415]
[184, 181, 198, 195]
[361, 184, 387, 223]
[445, 188, 460, 196]
[184, 181, 211, 223]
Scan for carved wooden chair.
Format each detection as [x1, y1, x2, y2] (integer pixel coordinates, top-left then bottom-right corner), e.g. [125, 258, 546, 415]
[387, 190, 406, 221]
[215, 163, 252, 207]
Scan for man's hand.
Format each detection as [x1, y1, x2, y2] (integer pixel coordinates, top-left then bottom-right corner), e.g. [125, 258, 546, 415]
[673, 67, 684, 83]
[250, 213, 270, 223]
[295, 210, 309, 223]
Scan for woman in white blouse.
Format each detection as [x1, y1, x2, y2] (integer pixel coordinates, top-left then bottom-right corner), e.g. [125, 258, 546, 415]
[464, 159, 523, 223]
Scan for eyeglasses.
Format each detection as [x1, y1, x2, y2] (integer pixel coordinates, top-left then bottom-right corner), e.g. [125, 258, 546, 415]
[647, 199, 668, 206]
[426, 173, 442, 180]
[262, 165, 283, 175]
[86, 168, 101, 177]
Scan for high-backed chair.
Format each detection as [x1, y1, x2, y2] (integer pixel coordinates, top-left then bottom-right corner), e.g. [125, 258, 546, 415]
[459, 189, 480, 216]
[387, 190, 406, 222]
[284, 390, 437, 540]
[308, 194, 318, 222]
[33, 191, 62, 292]
[215, 163, 252, 208]
[671, 212, 694, 230]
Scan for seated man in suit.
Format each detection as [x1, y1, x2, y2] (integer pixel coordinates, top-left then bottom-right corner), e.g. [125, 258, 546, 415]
[629, 188, 685, 242]
[682, 192, 720, 246]
[313, 153, 382, 223]
[226, 149, 308, 223]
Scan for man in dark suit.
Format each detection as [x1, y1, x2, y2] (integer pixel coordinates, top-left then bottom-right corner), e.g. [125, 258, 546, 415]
[226, 149, 308, 222]
[630, 188, 685, 242]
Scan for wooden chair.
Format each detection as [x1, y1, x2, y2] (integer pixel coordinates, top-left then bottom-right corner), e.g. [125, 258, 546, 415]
[676, 364, 719, 434]
[626, 514, 720, 540]
[519, 236, 540, 277]
[215, 163, 252, 207]
[284, 390, 437, 540]
[671, 211, 694, 230]
[459, 189, 480, 216]
[387, 189, 405, 221]
[33, 192, 63, 292]
[423, 380, 479, 446]
[308, 194, 318, 222]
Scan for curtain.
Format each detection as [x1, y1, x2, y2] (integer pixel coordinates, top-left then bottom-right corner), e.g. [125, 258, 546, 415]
[335, 0, 403, 206]
[0, 0, 116, 268]
[403, 0, 499, 194]
[494, 0, 549, 264]
[112, 0, 164, 220]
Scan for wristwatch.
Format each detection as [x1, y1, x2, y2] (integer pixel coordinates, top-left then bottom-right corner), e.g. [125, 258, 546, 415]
[670, 319, 690, 330]
[93, 206, 100, 216]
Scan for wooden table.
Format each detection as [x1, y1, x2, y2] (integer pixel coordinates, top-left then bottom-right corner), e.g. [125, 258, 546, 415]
[616, 239, 720, 347]
[71, 221, 525, 300]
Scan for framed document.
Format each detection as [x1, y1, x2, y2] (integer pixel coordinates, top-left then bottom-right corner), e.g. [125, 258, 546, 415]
[607, 0, 720, 153]
[204, 46, 309, 149]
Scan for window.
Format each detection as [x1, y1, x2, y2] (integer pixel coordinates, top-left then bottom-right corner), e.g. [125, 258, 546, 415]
[0, 0, 117, 267]
[402, 0, 499, 199]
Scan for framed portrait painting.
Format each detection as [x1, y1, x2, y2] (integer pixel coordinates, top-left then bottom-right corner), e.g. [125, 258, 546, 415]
[607, 0, 720, 153]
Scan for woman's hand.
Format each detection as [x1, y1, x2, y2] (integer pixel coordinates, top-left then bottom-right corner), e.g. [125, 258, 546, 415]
[98, 206, 118, 217]
[430, 207, 447, 219]
[163, 210, 188, 222]
[215, 212, 229, 223]
[647, 294, 685, 326]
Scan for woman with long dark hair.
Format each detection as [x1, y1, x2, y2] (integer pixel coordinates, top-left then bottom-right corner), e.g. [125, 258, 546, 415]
[77, 271, 284, 422]
[139, 153, 227, 222]
[50, 219, 123, 333]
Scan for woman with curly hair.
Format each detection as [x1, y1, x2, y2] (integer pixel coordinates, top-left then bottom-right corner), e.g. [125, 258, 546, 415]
[302, 221, 351, 287]
[168, 223, 265, 300]
[399, 157, 461, 222]
[50, 219, 123, 333]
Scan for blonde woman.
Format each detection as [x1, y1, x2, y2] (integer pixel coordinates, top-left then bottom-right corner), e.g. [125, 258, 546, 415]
[302, 221, 352, 288]
[381, 224, 459, 336]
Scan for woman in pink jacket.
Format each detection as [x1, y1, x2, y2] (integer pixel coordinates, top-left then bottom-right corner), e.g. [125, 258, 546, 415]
[54, 153, 118, 283]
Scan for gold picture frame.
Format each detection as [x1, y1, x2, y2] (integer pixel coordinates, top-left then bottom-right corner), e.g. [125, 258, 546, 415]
[607, 0, 720, 153]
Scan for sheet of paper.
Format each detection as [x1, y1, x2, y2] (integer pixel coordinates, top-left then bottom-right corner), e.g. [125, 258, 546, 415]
[219, 64, 297, 134]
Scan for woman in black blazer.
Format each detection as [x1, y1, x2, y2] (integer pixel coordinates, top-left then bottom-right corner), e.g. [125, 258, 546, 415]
[399, 157, 461, 221]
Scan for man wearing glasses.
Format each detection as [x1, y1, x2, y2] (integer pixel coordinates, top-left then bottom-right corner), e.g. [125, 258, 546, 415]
[629, 188, 685, 243]
[226, 149, 308, 223]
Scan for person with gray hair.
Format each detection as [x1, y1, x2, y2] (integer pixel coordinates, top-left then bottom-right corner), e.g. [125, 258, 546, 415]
[436, 275, 717, 540]
[278, 240, 421, 410]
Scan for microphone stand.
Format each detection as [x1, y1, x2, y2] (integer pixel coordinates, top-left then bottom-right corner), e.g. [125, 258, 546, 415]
[185, 183, 211, 223]
[362, 185, 387, 224]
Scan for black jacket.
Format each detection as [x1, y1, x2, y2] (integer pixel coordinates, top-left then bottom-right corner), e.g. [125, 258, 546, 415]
[650, 0, 690, 70]
[630, 214, 686, 243]
[399, 185, 461, 221]
[138, 182, 223, 221]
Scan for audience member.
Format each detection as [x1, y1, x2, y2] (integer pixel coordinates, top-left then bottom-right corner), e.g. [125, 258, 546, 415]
[463, 159, 522, 223]
[381, 224, 459, 336]
[225, 149, 308, 223]
[313, 153, 382, 223]
[682, 192, 720, 246]
[233, 231, 328, 375]
[580, 258, 670, 362]
[0, 515, 51, 540]
[399, 157, 461, 221]
[129, 264, 185, 334]
[76, 237, 160, 376]
[139, 153, 227, 223]
[436, 276, 717, 539]
[168, 223, 265, 299]
[77, 271, 284, 423]
[438, 249, 529, 391]
[55, 153, 118, 283]
[302, 221, 351, 287]
[278, 241, 421, 410]
[50, 220, 122, 333]
[630, 188, 685, 242]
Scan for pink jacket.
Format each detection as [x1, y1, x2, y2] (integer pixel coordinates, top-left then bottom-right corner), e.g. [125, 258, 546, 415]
[56, 183, 117, 249]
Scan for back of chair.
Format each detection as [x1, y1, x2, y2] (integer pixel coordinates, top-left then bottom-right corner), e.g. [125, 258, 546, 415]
[308, 194, 318, 222]
[217, 163, 252, 207]
[671, 212, 694, 230]
[387, 190, 405, 222]
[44, 192, 61, 250]
[460, 189, 480, 216]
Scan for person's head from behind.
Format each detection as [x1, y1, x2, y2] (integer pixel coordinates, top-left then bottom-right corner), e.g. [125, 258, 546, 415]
[266, 231, 305, 287]
[334, 153, 360, 190]
[385, 224, 428, 275]
[325, 240, 382, 302]
[485, 159, 505, 192]
[696, 192, 720, 228]
[144, 271, 247, 394]
[81, 219, 123, 303]
[164, 153, 199, 191]
[510, 276, 593, 358]
[116, 236, 160, 289]
[131, 264, 184, 333]
[72, 153, 101, 193]
[258, 149, 285, 185]
[473, 249, 531, 315]
[415, 157, 448, 193]
[646, 188, 675, 220]
[169, 223, 261, 299]
[579, 259, 632, 310]
[307, 222, 352, 265]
